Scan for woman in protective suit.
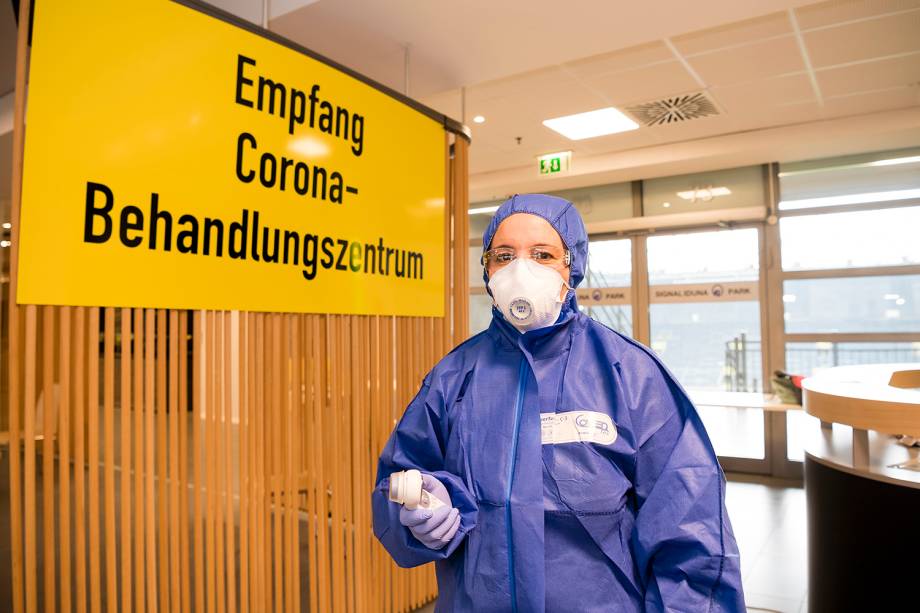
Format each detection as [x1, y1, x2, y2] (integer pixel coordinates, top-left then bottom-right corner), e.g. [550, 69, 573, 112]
[372, 193, 746, 612]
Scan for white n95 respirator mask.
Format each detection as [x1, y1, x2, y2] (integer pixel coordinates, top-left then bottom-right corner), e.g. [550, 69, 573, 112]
[488, 258, 569, 333]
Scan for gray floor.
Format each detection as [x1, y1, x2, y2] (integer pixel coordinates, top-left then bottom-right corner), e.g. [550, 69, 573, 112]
[727, 474, 808, 613]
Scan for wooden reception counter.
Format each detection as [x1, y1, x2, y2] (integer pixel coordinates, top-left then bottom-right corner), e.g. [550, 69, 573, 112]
[802, 364, 920, 613]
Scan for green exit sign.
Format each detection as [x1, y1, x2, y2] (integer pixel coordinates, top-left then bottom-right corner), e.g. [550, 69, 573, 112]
[538, 151, 572, 175]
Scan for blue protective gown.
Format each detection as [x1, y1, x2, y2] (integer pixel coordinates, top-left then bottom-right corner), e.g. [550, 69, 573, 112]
[372, 194, 745, 612]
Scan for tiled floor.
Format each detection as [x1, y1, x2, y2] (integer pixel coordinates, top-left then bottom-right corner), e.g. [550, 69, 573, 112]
[412, 473, 809, 613]
[726, 474, 807, 613]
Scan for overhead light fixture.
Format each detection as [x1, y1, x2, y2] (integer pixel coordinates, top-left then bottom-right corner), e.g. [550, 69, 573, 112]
[779, 188, 920, 210]
[468, 205, 499, 216]
[662, 202, 671, 208]
[676, 186, 731, 201]
[473, 115, 485, 124]
[2, 222, 10, 229]
[868, 155, 920, 167]
[779, 154, 920, 177]
[0, 240, 10, 248]
[542, 107, 639, 140]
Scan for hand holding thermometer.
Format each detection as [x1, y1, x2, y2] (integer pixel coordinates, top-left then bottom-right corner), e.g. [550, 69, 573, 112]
[388, 469, 446, 511]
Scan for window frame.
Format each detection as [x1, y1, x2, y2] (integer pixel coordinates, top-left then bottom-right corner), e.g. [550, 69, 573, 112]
[465, 156, 920, 480]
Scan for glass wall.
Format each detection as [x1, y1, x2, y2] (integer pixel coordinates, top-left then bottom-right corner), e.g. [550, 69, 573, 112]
[549, 182, 633, 226]
[647, 228, 759, 285]
[647, 229, 760, 388]
[463, 148, 920, 475]
[585, 238, 631, 287]
[650, 301, 762, 390]
[647, 228, 764, 460]
[785, 342, 920, 377]
[783, 276, 920, 334]
[778, 147, 920, 210]
[779, 148, 920, 461]
[469, 245, 492, 335]
[469, 292, 494, 336]
[643, 165, 764, 217]
[581, 238, 632, 336]
[780, 206, 920, 271]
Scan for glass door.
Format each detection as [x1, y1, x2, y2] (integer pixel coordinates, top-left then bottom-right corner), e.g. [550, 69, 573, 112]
[578, 238, 633, 337]
[645, 227, 770, 473]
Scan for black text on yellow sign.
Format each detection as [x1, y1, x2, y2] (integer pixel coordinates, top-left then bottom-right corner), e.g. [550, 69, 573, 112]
[18, 0, 446, 316]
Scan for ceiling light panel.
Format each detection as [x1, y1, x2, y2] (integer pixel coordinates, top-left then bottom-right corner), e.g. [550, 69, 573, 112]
[676, 186, 732, 201]
[542, 107, 639, 140]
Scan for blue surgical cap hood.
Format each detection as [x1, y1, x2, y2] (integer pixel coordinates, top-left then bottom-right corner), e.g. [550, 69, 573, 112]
[482, 193, 589, 293]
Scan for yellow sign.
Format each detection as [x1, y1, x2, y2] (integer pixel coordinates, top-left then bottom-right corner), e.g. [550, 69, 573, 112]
[18, 0, 447, 316]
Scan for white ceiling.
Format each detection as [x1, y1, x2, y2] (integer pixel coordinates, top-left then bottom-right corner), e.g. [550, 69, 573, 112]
[269, 0, 920, 202]
[270, 0, 822, 98]
[3, 0, 919, 211]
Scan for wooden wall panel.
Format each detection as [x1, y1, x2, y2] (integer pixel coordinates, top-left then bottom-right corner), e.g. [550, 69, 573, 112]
[4, 7, 469, 612]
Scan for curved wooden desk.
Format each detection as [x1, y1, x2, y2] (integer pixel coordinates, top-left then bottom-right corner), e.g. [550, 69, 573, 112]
[804, 363, 920, 437]
[801, 363, 920, 613]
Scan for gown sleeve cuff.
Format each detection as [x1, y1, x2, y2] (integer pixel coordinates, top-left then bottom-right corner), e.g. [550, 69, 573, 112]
[372, 471, 478, 568]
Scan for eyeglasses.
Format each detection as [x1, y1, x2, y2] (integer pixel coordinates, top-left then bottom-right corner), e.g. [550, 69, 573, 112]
[481, 246, 571, 271]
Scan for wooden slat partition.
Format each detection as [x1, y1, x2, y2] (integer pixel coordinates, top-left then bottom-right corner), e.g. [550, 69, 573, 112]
[133, 309, 146, 613]
[119, 308, 132, 613]
[4, 7, 469, 612]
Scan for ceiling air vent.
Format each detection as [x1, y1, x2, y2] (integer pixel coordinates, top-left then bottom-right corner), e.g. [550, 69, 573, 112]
[626, 92, 720, 127]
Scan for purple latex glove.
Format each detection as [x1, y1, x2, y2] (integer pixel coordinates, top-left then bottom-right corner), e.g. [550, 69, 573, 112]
[398, 473, 461, 550]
